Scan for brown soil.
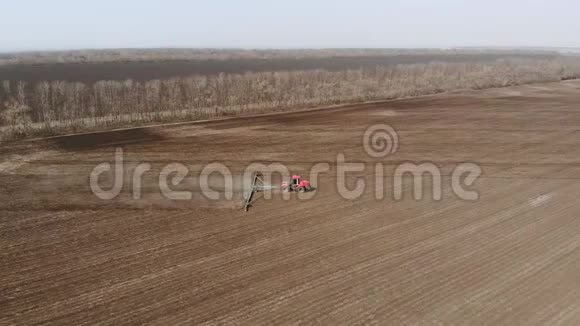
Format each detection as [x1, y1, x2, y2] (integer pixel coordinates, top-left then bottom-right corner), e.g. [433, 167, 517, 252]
[2, 81, 580, 325]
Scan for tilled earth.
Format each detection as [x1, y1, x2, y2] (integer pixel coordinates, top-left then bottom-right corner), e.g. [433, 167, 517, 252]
[0, 53, 556, 83]
[2, 81, 580, 325]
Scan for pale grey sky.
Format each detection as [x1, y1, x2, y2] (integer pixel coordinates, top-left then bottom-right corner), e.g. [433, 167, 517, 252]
[0, 0, 578, 51]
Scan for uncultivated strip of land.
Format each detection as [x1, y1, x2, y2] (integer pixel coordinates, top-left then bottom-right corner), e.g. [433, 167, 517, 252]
[0, 53, 561, 83]
[2, 81, 580, 324]
[2, 58, 580, 140]
[0, 48, 560, 66]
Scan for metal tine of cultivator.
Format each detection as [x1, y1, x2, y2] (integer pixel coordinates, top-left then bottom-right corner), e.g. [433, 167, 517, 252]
[244, 173, 259, 211]
[244, 172, 279, 211]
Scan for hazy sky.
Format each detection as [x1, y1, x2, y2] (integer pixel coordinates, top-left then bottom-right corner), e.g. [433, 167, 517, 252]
[0, 0, 577, 51]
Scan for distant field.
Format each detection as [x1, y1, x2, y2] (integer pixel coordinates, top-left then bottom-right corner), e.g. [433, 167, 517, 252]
[0, 53, 559, 83]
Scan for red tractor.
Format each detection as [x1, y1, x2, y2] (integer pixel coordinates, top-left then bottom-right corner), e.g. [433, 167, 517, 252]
[281, 175, 311, 193]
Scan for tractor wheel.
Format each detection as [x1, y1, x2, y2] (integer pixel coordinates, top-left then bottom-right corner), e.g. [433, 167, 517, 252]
[299, 187, 306, 193]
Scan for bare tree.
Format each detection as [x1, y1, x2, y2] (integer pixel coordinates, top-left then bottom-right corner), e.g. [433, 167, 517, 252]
[2, 58, 580, 140]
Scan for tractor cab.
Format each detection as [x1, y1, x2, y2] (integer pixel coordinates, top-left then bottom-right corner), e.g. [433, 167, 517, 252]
[281, 175, 311, 192]
[291, 175, 301, 186]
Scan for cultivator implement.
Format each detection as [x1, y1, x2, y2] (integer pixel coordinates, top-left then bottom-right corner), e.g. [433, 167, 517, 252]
[243, 172, 313, 211]
[244, 173, 277, 211]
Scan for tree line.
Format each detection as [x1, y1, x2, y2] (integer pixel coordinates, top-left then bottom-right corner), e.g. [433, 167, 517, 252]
[1, 59, 579, 140]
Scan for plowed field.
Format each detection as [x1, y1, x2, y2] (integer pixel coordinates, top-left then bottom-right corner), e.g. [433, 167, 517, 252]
[2, 81, 580, 325]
